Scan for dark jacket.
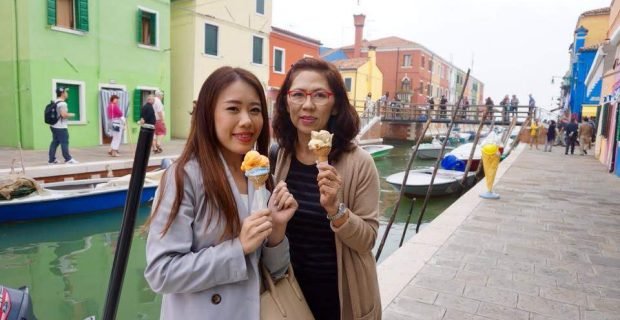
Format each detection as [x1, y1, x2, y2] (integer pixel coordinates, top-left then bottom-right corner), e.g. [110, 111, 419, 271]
[565, 122, 578, 139]
[547, 123, 556, 140]
[141, 102, 156, 125]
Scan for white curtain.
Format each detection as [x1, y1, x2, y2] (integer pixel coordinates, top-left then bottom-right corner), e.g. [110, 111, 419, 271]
[99, 89, 129, 137]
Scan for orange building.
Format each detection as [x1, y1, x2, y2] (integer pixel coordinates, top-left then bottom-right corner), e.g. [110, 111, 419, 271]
[268, 26, 321, 109]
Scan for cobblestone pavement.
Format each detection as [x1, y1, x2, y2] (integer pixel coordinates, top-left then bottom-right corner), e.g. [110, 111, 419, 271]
[383, 146, 620, 320]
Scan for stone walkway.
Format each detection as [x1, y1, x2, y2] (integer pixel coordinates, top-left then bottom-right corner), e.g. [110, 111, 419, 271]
[380, 145, 620, 320]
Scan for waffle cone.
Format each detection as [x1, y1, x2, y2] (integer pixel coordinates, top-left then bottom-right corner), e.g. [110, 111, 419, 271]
[249, 174, 269, 189]
[482, 153, 500, 192]
[313, 147, 331, 162]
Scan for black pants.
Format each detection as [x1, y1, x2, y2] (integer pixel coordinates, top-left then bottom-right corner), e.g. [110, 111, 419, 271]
[49, 127, 72, 162]
[565, 135, 576, 154]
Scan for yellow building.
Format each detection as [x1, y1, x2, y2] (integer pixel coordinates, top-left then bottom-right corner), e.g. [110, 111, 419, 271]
[576, 7, 610, 48]
[170, 0, 271, 138]
[331, 48, 383, 113]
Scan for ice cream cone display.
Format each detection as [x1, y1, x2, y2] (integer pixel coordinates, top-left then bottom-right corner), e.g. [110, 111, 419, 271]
[480, 143, 501, 199]
[241, 151, 270, 189]
[308, 130, 333, 163]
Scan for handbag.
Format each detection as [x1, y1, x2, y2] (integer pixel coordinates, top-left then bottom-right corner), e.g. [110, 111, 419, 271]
[260, 264, 314, 320]
[111, 119, 122, 132]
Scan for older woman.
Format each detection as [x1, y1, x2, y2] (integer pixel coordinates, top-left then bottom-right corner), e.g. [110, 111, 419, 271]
[272, 57, 381, 320]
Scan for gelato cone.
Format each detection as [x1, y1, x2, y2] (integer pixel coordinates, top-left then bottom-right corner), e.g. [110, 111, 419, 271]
[241, 151, 270, 189]
[480, 143, 500, 199]
[308, 130, 333, 163]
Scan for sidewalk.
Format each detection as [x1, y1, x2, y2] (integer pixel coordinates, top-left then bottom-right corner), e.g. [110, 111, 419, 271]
[0, 139, 187, 179]
[379, 145, 620, 320]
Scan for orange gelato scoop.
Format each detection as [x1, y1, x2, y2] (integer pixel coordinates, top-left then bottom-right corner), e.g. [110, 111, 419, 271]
[240, 150, 269, 172]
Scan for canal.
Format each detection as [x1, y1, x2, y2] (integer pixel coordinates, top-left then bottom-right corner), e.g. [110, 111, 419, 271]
[0, 141, 460, 319]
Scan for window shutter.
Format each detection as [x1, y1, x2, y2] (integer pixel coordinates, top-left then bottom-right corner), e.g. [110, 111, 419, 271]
[274, 49, 282, 72]
[149, 13, 156, 45]
[133, 90, 142, 122]
[47, 0, 56, 26]
[253, 37, 263, 64]
[205, 24, 218, 55]
[76, 0, 89, 31]
[137, 10, 143, 44]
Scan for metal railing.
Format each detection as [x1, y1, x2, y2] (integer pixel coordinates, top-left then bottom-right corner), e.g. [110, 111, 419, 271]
[376, 102, 537, 124]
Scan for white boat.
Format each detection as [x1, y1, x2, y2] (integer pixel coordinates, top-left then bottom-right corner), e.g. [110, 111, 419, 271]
[413, 138, 454, 160]
[386, 167, 477, 197]
[361, 144, 394, 159]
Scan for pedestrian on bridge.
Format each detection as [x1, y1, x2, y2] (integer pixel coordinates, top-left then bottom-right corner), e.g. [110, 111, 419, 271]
[484, 97, 494, 121]
[510, 94, 519, 120]
[500, 95, 510, 122]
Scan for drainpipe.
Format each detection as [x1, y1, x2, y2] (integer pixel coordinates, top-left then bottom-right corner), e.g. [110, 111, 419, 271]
[13, 0, 23, 147]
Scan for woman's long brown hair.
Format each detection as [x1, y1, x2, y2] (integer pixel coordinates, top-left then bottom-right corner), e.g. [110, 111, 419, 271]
[144, 67, 273, 239]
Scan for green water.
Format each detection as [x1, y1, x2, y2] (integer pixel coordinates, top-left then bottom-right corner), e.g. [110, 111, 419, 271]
[0, 142, 461, 319]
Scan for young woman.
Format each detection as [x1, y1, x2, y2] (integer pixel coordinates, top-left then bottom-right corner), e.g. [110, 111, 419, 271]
[271, 57, 381, 320]
[106, 95, 124, 157]
[144, 67, 297, 320]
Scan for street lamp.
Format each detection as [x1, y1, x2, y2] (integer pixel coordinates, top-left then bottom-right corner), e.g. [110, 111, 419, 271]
[551, 76, 563, 84]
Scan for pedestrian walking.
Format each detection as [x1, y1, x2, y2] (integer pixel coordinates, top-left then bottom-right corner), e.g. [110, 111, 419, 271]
[484, 97, 494, 121]
[564, 118, 578, 155]
[107, 95, 125, 157]
[439, 95, 448, 119]
[153, 90, 166, 153]
[510, 94, 519, 120]
[144, 66, 298, 320]
[500, 95, 510, 122]
[462, 97, 470, 120]
[544, 120, 556, 152]
[428, 96, 435, 119]
[528, 94, 536, 118]
[528, 118, 541, 150]
[271, 57, 382, 320]
[48, 87, 78, 164]
[578, 117, 593, 155]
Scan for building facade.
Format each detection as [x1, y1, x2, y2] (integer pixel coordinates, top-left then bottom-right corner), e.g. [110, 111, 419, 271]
[331, 48, 383, 112]
[1, 0, 171, 149]
[268, 26, 321, 110]
[170, 0, 271, 138]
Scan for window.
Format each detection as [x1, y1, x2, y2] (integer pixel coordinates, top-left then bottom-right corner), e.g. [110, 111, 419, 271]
[204, 23, 218, 56]
[419, 81, 424, 94]
[252, 36, 264, 64]
[137, 8, 158, 47]
[401, 79, 411, 92]
[421, 55, 425, 68]
[273, 47, 285, 73]
[428, 60, 433, 71]
[427, 84, 432, 95]
[344, 78, 352, 92]
[256, 0, 265, 14]
[53, 79, 86, 123]
[47, 0, 89, 32]
[402, 54, 411, 67]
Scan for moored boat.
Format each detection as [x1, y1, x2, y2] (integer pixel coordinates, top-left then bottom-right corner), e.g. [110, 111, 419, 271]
[0, 171, 163, 223]
[386, 167, 477, 197]
[361, 144, 394, 159]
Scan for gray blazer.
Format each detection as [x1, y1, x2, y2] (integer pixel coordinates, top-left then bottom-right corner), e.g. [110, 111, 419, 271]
[145, 157, 289, 320]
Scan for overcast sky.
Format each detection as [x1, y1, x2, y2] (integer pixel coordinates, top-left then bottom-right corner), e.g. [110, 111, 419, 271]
[273, 0, 611, 111]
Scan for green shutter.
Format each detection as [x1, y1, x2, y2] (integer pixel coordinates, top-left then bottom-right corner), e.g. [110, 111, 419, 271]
[133, 90, 142, 122]
[76, 0, 89, 31]
[137, 10, 143, 44]
[274, 49, 283, 72]
[205, 24, 218, 55]
[47, 0, 56, 26]
[149, 12, 156, 45]
[253, 37, 263, 64]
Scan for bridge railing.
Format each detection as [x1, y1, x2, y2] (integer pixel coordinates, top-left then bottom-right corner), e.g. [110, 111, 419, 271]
[376, 102, 537, 124]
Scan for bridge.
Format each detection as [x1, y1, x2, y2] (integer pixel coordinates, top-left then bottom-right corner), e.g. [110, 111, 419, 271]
[361, 103, 536, 126]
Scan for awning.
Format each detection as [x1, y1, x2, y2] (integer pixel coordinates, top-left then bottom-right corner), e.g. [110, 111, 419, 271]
[582, 105, 598, 117]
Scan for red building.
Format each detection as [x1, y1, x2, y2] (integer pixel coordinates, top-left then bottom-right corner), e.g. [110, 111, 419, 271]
[268, 26, 321, 107]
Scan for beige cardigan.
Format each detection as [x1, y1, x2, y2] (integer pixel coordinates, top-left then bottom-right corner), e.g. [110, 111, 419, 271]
[273, 146, 382, 320]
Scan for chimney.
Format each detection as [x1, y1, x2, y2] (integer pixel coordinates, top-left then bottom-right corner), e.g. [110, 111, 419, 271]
[353, 14, 366, 58]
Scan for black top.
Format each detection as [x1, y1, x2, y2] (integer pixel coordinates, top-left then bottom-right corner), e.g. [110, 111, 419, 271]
[141, 103, 156, 125]
[285, 156, 340, 320]
[547, 124, 556, 140]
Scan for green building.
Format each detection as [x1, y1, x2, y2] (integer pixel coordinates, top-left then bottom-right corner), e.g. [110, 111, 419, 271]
[1, 0, 171, 149]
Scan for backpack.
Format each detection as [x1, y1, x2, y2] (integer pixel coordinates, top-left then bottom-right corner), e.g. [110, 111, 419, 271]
[44, 100, 59, 125]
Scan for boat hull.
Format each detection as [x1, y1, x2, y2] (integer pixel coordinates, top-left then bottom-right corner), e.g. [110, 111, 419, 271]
[386, 168, 477, 197]
[0, 185, 156, 223]
[361, 144, 394, 159]
[415, 146, 455, 160]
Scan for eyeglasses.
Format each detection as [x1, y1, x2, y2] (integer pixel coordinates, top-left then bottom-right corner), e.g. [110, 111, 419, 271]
[287, 90, 334, 106]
